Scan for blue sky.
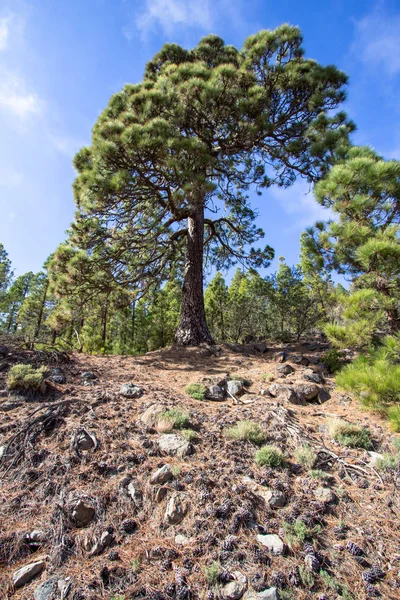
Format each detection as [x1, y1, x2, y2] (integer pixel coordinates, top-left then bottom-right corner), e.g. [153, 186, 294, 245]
[0, 0, 400, 281]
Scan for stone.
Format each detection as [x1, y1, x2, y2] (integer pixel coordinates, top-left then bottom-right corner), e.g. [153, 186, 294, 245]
[221, 572, 247, 599]
[100, 530, 114, 547]
[266, 490, 286, 508]
[273, 351, 286, 363]
[34, 577, 58, 600]
[120, 383, 143, 398]
[267, 384, 302, 405]
[175, 534, 190, 546]
[318, 388, 331, 403]
[244, 589, 279, 600]
[165, 493, 188, 525]
[28, 530, 47, 544]
[13, 560, 45, 588]
[76, 430, 97, 451]
[227, 380, 245, 397]
[205, 384, 226, 400]
[0, 344, 8, 356]
[158, 434, 193, 457]
[81, 371, 97, 380]
[314, 486, 337, 504]
[303, 369, 324, 384]
[52, 375, 66, 385]
[71, 499, 95, 527]
[275, 364, 295, 376]
[150, 464, 173, 485]
[368, 451, 384, 467]
[289, 354, 310, 366]
[127, 481, 143, 505]
[0, 445, 5, 460]
[154, 487, 168, 502]
[256, 534, 285, 555]
[295, 383, 319, 401]
[253, 343, 268, 353]
[139, 404, 166, 428]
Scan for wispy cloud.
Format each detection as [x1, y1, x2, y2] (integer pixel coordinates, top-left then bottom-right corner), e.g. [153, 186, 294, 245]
[48, 132, 86, 157]
[0, 16, 10, 50]
[270, 181, 333, 230]
[352, 3, 400, 76]
[131, 0, 213, 38]
[0, 67, 42, 119]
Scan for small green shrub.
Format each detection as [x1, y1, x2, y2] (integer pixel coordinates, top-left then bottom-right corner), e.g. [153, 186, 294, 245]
[388, 406, 400, 432]
[181, 428, 197, 441]
[299, 565, 315, 589]
[392, 436, 400, 452]
[255, 445, 285, 467]
[376, 453, 400, 471]
[7, 364, 46, 391]
[185, 384, 207, 400]
[294, 444, 317, 469]
[309, 469, 330, 480]
[261, 373, 275, 383]
[327, 418, 372, 450]
[283, 519, 321, 548]
[161, 408, 190, 429]
[322, 348, 346, 373]
[320, 569, 340, 592]
[226, 421, 266, 446]
[204, 561, 220, 586]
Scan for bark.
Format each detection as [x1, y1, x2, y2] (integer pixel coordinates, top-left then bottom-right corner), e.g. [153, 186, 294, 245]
[376, 277, 400, 333]
[175, 204, 214, 345]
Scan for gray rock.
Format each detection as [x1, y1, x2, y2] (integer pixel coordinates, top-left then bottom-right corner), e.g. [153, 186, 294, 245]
[34, 577, 58, 600]
[275, 364, 295, 376]
[150, 464, 173, 484]
[76, 429, 97, 451]
[52, 375, 66, 385]
[0, 344, 8, 356]
[244, 589, 279, 600]
[13, 560, 45, 588]
[81, 371, 97, 380]
[227, 380, 245, 397]
[71, 499, 95, 527]
[256, 534, 285, 555]
[139, 404, 166, 428]
[120, 383, 143, 398]
[295, 383, 319, 401]
[127, 481, 143, 505]
[273, 351, 286, 363]
[368, 451, 384, 467]
[267, 384, 302, 405]
[165, 493, 188, 525]
[303, 369, 324, 384]
[158, 434, 193, 457]
[0, 401, 22, 412]
[314, 486, 337, 504]
[289, 354, 310, 366]
[175, 534, 190, 546]
[205, 384, 226, 400]
[267, 490, 286, 508]
[29, 530, 47, 543]
[100, 530, 114, 547]
[318, 388, 331, 403]
[221, 572, 247, 599]
[253, 343, 268, 354]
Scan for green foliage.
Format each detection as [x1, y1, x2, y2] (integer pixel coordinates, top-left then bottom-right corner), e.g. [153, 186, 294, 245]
[181, 429, 197, 441]
[322, 348, 346, 373]
[320, 569, 340, 592]
[7, 364, 46, 391]
[255, 445, 285, 467]
[161, 408, 190, 429]
[392, 436, 400, 452]
[283, 519, 321, 548]
[327, 418, 372, 449]
[310, 469, 330, 480]
[376, 453, 400, 471]
[185, 384, 207, 400]
[294, 444, 317, 469]
[388, 406, 400, 432]
[225, 421, 266, 446]
[204, 561, 220, 586]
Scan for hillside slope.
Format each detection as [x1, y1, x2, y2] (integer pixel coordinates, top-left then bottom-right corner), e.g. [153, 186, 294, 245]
[0, 342, 399, 600]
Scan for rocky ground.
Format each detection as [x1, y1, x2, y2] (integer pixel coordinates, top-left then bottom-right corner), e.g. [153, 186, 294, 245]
[0, 340, 400, 600]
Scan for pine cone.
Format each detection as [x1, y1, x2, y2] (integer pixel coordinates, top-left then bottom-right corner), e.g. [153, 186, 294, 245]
[270, 570, 286, 588]
[333, 524, 348, 540]
[107, 550, 119, 561]
[249, 571, 266, 592]
[221, 535, 236, 551]
[346, 541, 364, 556]
[303, 542, 315, 555]
[364, 582, 381, 597]
[253, 546, 270, 566]
[164, 583, 175, 598]
[120, 518, 137, 534]
[362, 567, 385, 584]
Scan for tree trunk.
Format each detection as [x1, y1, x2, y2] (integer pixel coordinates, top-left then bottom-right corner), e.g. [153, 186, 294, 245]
[175, 205, 214, 345]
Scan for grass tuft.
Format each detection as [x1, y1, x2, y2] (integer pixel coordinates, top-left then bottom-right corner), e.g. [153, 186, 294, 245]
[226, 420, 266, 446]
[7, 364, 46, 391]
[283, 519, 321, 548]
[327, 418, 372, 450]
[294, 444, 317, 469]
[161, 408, 190, 429]
[204, 561, 220, 586]
[255, 445, 285, 467]
[185, 383, 207, 400]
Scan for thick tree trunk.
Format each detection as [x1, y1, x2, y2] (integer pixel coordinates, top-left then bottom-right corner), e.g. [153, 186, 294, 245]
[175, 205, 214, 345]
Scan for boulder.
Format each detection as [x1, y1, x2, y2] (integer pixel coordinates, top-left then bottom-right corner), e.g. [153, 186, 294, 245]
[256, 534, 285, 555]
[275, 364, 295, 376]
[265, 490, 286, 508]
[303, 369, 324, 384]
[127, 481, 143, 505]
[139, 404, 166, 428]
[150, 464, 173, 485]
[314, 486, 337, 504]
[120, 383, 143, 398]
[13, 560, 45, 589]
[71, 499, 95, 527]
[221, 572, 247, 600]
[295, 383, 319, 401]
[244, 589, 279, 600]
[205, 384, 226, 400]
[273, 352, 286, 363]
[227, 380, 245, 397]
[289, 354, 310, 366]
[253, 343, 268, 354]
[165, 493, 189, 525]
[267, 384, 302, 405]
[34, 577, 58, 600]
[158, 434, 193, 457]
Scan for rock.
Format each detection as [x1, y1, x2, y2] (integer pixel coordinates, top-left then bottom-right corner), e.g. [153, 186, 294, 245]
[100, 530, 114, 547]
[0, 345, 8, 356]
[13, 560, 45, 588]
[303, 369, 324, 384]
[81, 371, 97, 380]
[120, 383, 143, 398]
[221, 572, 247, 599]
[175, 534, 190, 546]
[289, 354, 310, 366]
[52, 375, 66, 385]
[227, 380, 245, 397]
[275, 364, 295, 376]
[34, 577, 58, 600]
[307, 342, 320, 351]
[76, 429, 97, 451]
[127, 481, 143, 505]
[154, 487, 168, 502]
[200, 374, 228, 387]
[0, 445, 5, 460]
[140, 404, 166, 428]
[165, 493, 189, 525]
[205, 384, 226, 400]
[314, 486, 337, 504]
[71, 499, 95, 527]
[267, 384, 302, 405]
[158, 434, 193, 457]
[58, 579, 71, 598]
[368, 451, 384, 467]
[244, 589, 279, 600]
[150, 464, 173, 484]
[0, 401, 23, 412]
[253, 343, 268, 353]
[256, 534, 285, 555]
[273, 351, 286, 363]
[318, 388, 331, 403]
[266, 490, 286, 508]
[28, 530, 47, 544]
[295, 383, 319, 401]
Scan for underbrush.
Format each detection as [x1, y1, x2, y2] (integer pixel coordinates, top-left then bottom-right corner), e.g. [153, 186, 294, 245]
[294, 444, 317, 469]
[225, 420, 266, 446]
[327, 418, 372, 450]
[7, 364, 47, 391]
[185, 383, 207, 400]
[255, 445, 285, 467]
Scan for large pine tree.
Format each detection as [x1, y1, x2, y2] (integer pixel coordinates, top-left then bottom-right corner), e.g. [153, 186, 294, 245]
[69, 26, 352, 345]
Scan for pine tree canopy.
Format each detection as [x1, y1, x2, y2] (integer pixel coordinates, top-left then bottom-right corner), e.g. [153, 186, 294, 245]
[67, 25, 353, 345]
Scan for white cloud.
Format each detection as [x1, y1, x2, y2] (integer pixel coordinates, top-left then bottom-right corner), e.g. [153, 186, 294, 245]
[0, 67, 42, 119]
[49, 132, 85, 157]
[0, 17, 10, 50]
[353, 4, 400, 76]
[270, 181, 333, 229]
[129, 0, 213, 38]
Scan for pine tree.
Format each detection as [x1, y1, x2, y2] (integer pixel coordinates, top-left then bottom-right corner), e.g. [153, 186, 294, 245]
[1, 272, 35, 333]
[0, 243, 12, 319]
[205, 272, 229, 342]
[69, 26, 353, 346]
